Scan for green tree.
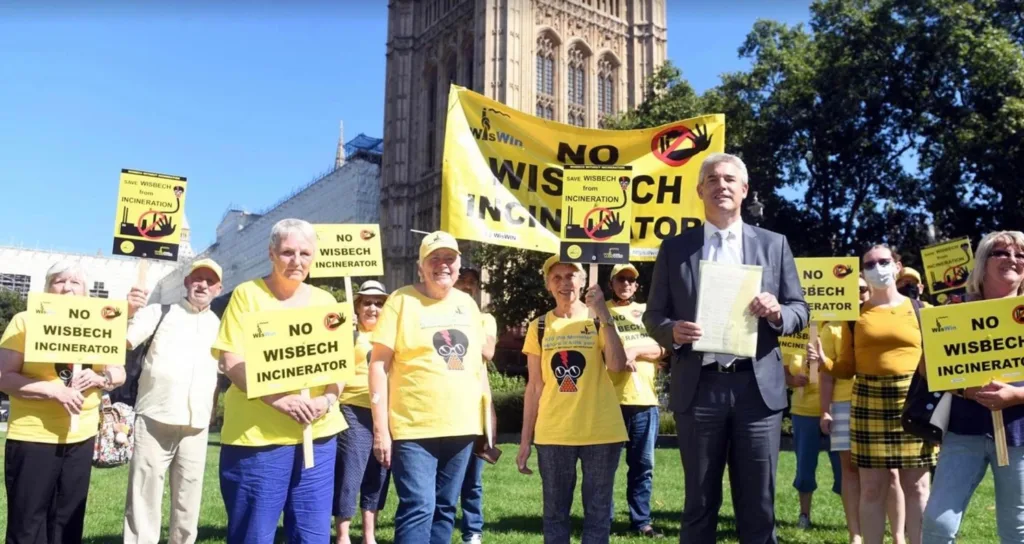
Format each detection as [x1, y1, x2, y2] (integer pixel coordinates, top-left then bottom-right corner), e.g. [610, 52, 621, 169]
[476, 245, 549, 332]
[0, 289, 26, 334]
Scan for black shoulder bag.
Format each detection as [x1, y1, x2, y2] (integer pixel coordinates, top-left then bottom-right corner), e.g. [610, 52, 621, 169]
[900, 298, 951, 445]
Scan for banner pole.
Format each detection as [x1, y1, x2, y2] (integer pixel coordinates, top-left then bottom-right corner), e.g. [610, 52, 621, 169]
[69, 363, 81, 432]
[588, 264, 598, 319]
[301, 388, 314, 469]
[807, 323, 819, 384]
[994, 410, 1010, 467]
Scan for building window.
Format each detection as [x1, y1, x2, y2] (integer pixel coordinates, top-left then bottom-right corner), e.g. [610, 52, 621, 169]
[463, 41, 474, 89]
[567, 44, 588, 127]
[446, 54, 457, 85]
[597, 54, 618, 126]
[536, 33, 557, 121]
[0, 273, 31, 299]
[426, 66, 438, 170]
[89, 281, 109, 299]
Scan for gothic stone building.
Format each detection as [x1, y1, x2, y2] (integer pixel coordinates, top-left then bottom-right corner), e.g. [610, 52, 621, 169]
[381, 0, 667, 287]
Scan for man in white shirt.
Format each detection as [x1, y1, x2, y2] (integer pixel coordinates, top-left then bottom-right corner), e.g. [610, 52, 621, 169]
[122, 259, 224, 544]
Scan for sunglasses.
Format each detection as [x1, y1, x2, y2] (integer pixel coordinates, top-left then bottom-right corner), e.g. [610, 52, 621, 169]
[989, 249, 1024, 262]
[859, 286, 869, 294]
[359, 300, 385, 308]
[862, 258, 893, 270]
[614, 276, 638, 284]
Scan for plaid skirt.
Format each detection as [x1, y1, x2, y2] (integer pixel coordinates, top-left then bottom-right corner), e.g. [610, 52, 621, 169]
[851, 374, 938, 469]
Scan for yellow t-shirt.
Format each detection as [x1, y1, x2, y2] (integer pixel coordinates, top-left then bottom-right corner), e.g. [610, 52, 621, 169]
[340, 326, 373, 408]
[820, 322, 854, 403]
[0, 312, 103, 444]
[482, 313, 497, 340]
[825, 298, 923, 379]
[373, 286, 485, 441]
[605, 302, 660, 406]
[523, 312, 628, 446]
[211, 279, 347, 446]
[786, 350, 821, 417]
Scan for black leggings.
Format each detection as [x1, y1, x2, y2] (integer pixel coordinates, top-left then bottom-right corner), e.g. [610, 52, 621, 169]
[4, 437, 95, 544]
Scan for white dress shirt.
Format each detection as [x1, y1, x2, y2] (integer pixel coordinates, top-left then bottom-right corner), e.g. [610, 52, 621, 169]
[701, 220, 745, 365]
[126, 300, 221, 429]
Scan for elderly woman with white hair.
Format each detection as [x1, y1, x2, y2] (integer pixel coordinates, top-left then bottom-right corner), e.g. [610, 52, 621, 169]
[0, 259, 127, 543]
[922, 231, 1024, 544]
[369, 230, 491, 544]
[213, 218, 348, 543]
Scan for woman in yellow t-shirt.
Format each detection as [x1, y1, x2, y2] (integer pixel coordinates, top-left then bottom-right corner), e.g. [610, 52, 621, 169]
[517, 256, 628, 544]
[213, 219, 348, 544]
[0, 260, 126, 543]
[333, 280, 390, 544]
[368, 231, 491, 544]
[811, 245, 936, 544]
[605, 263, 667, 538]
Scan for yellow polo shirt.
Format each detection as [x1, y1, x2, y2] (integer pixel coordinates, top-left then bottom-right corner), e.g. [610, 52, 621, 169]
[0, 312, 104, 444]
[212, 279, 347, 446]
[373, 286, 485, 441]
[523, 312, 627, 446]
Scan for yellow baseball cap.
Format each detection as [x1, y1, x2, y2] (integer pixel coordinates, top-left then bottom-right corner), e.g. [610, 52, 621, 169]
[897, 267, 922, 286]
[189, 258, 222, 282]
[610, 263, 639, 278]
[419, 231, 461, 262]
[541, 255, 585, 277]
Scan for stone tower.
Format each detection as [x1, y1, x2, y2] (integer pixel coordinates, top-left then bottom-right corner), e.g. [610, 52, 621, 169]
[381, 0, 668, 287]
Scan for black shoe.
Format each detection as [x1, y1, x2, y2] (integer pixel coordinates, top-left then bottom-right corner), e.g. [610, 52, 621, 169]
[638, 525, 665, 538]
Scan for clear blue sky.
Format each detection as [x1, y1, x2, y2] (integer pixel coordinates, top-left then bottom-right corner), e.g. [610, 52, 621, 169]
[0, 1, 810, 255]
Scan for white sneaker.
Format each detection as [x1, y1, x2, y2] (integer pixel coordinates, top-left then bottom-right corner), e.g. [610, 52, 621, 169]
[464, 535, 483, 544]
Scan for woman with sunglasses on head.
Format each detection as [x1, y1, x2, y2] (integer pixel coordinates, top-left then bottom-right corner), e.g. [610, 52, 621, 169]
[605, 263, 668, 538]
[809, 245, 936, 544]
[334, 281, 391, 544]
[922, 232, 1024, 544]
[816, 276, 906, 544]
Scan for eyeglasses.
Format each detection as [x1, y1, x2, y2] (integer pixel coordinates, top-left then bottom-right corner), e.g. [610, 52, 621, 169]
[614, 276, 638, 284]
[863, 258, 893, 270]
[989, 249, 1024, 262]
[359, 300, 385, 308]
[859, 286, 869, 294]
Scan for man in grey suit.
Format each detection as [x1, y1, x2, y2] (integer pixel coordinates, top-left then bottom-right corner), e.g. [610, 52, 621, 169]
[644, 153, 808, 544]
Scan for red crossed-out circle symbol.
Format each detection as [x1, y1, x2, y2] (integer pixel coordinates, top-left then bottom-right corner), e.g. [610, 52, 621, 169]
[137, 210, 169, 240]
[652, 125, 698, 167]
[582, 207, 616, 241]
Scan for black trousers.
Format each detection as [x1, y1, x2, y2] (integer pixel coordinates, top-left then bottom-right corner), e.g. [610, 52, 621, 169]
[4, 437, 95, 544]
[675, 370, 783, 544]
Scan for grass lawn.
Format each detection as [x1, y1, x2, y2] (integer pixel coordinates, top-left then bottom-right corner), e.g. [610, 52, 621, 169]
[0, 433, 1000, 543]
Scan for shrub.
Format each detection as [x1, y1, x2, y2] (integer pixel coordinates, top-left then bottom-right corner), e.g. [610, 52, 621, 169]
[489, 371, 526, 395]
[493, 389, 525, 434]
[659, 410, 676, 435]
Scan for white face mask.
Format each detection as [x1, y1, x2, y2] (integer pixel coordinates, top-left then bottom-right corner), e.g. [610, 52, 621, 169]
[864, 263, 897, 289]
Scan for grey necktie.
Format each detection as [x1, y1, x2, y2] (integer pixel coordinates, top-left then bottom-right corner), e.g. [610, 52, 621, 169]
[712, 231, 737, 367]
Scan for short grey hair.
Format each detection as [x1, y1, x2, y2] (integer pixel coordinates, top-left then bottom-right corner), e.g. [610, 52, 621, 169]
[269, 218, 317, 252]
[45, 259, 88, 293]
[698, 153, 749, 186]
[966, 231, 1024, 297]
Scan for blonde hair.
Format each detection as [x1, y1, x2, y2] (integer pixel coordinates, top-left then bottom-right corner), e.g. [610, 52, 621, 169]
[966, 231, 1024, 297]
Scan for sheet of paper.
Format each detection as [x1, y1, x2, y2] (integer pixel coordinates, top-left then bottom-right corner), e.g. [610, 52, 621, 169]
[692, 260, 763, 358]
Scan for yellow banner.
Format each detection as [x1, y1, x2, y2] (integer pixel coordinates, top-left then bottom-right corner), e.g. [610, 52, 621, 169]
[779, 328, 810, 358]
[922, 297, 1024, 390]
[440, 86, 720, 260]
[310, 224, 384, 278]
[796, 257, 860, 321]
[560, 166, 632, 264]
[112, 169, 188, 261]
[921, 237, 974, 295]
[24, 293, 128, 365]
[243, 304, 356, 398]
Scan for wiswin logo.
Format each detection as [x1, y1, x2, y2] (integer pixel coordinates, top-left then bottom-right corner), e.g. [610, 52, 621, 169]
[471, 108, 523, 148]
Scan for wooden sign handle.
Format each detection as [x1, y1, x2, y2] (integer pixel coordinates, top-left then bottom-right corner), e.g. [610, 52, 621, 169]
[69, 363, 81, 432]
[994, 410, 1010, 467]
[344, 277, 354, 305]
[588, 264, 598, 319]
[300, 388, 314, 469]
[807, 323, 819, 384]
[136, 259, 149, 289]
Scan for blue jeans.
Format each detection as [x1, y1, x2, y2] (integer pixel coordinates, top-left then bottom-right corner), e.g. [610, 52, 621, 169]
[219, 436, 337, 544]
[459, 455, 484, 540]
[334, 405, 390, 518]
[392, 436, 475, 544]
[613, 406, 659, 530]
[536, 443, 622, 544]
[791, 414, 841, 494]
[923, 431, 1024, 543]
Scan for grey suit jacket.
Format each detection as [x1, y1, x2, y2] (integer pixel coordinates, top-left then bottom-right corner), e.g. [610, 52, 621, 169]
[643, 223, 808, 412]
